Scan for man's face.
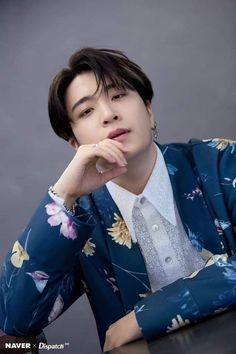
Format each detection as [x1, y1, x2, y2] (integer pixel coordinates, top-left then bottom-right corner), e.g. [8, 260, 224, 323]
[65, 71, 155, 160]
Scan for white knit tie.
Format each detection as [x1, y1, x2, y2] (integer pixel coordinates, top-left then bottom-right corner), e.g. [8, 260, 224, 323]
[132, 205, 167, 291]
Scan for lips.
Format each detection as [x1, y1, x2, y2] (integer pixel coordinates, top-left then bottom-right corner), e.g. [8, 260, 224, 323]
[108, 128, 130, 139]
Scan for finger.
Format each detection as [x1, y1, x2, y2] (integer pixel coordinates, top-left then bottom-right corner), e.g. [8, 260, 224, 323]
[103, 341, 108, 352]
[95, 145, 127, 167]
[92, 145, 118, 165]
[79, 144, 116, 164]
[106, 138, 129, 152]
[99, 141, 128, 165]
[103, 337, 114, 353]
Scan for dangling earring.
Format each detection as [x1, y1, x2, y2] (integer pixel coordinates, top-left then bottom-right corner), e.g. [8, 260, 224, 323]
[152, 122, 158, 141]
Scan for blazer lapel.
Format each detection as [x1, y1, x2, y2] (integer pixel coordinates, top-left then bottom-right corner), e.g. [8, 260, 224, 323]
[92, 186, 151, 313]
[159, 143, 226, 257]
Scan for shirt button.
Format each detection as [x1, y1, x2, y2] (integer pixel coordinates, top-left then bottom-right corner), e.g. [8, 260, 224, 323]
[152, 224, 159, 231]
[165, 257, 172, 263]
[140, 197, 146, 204]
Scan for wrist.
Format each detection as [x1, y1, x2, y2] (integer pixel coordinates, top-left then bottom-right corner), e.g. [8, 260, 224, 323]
[49, 185, 77, 214]
[52, 182, 78, 205]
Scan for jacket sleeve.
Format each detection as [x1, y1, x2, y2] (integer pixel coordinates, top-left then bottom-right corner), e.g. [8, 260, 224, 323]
[134, 139, 236, 341]
[134, 252, 236, 341]
[0, 192, 96, 336]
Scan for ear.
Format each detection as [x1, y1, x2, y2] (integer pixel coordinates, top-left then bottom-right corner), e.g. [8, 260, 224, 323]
[68, 137, 80, 151]
[146, 101, 155, 128]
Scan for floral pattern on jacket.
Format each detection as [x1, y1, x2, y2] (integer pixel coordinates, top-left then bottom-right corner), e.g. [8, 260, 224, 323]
[1, 138, 236, 348]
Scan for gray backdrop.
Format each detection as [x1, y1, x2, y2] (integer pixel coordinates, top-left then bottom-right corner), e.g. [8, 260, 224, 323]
[0, 0, 236, 353]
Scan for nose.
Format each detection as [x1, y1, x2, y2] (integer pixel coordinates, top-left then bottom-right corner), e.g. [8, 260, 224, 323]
[100, 102, 120, 126]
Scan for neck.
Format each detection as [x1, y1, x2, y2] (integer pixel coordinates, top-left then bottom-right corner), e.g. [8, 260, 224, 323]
[112, 142, 157, 195]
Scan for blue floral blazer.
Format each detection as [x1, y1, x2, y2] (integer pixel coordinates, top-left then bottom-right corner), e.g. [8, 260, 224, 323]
[1, 138, 236, 349]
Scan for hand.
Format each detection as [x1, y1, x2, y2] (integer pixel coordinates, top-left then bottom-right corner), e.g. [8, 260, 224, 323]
[52, 139, 128, 206]
[103, 311, 143, 352]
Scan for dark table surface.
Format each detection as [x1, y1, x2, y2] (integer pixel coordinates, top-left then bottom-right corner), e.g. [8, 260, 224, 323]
[105, 309, 236, 354]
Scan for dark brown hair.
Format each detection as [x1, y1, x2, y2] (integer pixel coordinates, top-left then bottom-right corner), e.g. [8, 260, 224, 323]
[48, 47, 154, 141]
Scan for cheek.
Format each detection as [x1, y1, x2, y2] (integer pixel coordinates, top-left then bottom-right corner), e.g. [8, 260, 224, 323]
[136, 110, 153, 130]
[72, 125, 101, 145]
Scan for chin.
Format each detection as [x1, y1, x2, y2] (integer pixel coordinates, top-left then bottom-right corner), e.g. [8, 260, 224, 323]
[125, 146, 144, 161]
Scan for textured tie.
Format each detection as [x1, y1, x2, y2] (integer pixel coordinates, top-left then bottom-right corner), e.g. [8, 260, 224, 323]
[132, 205, 167, 291]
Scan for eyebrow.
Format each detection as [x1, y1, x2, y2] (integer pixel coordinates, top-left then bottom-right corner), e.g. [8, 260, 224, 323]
[71, 83, 118, 112]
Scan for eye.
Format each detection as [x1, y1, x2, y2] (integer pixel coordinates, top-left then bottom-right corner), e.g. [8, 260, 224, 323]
[112, 93, 126, 101]
[79, 108, 93, 118]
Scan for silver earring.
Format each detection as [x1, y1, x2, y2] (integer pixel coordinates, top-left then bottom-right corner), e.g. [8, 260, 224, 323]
[152, 122, 158, 141]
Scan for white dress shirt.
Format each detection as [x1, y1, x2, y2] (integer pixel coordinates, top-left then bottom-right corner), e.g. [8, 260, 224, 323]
[106, 144, 205, 292]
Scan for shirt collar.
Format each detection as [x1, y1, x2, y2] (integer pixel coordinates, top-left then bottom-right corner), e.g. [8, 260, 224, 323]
[106, 144, 176, 226]
[106, 179, 137, 240]
[142, 144, 176, 225]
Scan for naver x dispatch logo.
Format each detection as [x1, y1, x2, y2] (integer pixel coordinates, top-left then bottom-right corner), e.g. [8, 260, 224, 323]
[4, 341, 70, 350]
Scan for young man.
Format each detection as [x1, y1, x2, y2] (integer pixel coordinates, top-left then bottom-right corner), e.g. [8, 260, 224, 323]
[0, 48, 236, 351]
